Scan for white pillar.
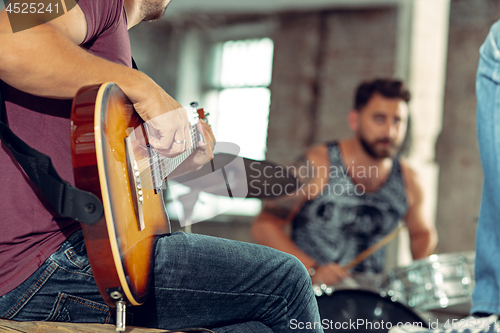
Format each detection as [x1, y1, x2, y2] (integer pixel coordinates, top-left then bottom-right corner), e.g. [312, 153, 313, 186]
[393, 0, 451, 267]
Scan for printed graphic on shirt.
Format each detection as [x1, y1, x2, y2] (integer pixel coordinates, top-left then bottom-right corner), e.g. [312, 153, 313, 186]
[292, 142, 407, 274]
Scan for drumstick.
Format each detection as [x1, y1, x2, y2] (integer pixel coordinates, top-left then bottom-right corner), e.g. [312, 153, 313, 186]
[341, 223, 405, 271]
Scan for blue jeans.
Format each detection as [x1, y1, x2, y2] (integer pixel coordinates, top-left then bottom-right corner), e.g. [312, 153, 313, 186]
[0, 230, 323, 332]
[473, 19, 500, 316]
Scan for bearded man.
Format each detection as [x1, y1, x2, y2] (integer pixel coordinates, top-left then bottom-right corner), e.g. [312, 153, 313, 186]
[252, 78, 437, 288]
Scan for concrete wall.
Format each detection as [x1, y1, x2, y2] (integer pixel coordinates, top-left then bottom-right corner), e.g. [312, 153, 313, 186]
[267, 8, 398, 165]
[129, 21, 180, 97]
[434, 0, 500, 253]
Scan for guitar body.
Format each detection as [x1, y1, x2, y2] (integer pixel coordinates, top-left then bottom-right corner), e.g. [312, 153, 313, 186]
[70, 83, 170, 307]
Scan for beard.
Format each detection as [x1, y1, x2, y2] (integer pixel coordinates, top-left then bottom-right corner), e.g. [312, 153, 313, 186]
[359, 135, 399, 159]
[142, 0, 169, 22]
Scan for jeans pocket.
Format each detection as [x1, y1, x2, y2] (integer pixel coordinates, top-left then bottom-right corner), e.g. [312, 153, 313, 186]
[48, 292, 112, 324]
[61, 233, 92, 273]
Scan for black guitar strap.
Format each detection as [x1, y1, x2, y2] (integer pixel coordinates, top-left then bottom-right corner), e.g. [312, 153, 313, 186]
[0, 57, 142, 224]
[0, 83, 103, 225]
[132, 57, 139, 70]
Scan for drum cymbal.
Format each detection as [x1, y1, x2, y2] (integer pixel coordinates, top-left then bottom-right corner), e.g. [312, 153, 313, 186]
[170, 153, 298, 199]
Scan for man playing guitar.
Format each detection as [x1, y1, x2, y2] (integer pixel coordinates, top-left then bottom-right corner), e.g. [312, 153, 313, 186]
[0, 1, 323, 332]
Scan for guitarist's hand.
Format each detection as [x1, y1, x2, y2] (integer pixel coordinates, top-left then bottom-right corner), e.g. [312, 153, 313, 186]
[133, 84, 193, 157]
[168, 119, 216, 179]
[193, 119, 216, 164]
[144, 107, 192, 157]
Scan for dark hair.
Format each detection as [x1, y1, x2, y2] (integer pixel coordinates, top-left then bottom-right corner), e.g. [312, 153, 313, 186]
[354, 78, 411, 111]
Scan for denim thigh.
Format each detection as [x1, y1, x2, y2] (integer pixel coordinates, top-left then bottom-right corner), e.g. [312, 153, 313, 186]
[473, 19, 500, 315]
[0, 230, 113, 323]
[131, 232, 321, 332]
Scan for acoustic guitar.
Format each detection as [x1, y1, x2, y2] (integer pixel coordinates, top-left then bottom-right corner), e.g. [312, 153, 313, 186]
[70, 82, 205, 330]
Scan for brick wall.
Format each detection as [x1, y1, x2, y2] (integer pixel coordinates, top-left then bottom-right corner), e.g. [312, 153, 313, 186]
[267, 8, 398, 165]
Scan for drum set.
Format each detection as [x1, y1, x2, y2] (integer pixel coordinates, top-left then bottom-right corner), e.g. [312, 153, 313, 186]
[168, 148, 477, 331]
[315, 251, 476, 332]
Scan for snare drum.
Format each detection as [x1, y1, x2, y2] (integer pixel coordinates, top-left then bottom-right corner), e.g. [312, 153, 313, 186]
[380, 252, 475, 312]
[316, 289, 427, 332]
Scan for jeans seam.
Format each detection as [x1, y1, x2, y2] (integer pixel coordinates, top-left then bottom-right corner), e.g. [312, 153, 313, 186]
[48, 293, 66, 321]
[4, 262, 58, 319]
[65, 248, 88, 269]
[63, 294, 110, 314]
[50, 260, 93, 278]
[154, 286, 285, 301]
[154, 287, 288, 330]
[48, 293, 111, 322]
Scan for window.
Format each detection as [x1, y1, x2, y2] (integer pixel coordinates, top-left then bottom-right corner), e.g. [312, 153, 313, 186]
[168, 37, 274, 224]
[205, 37, 274, 160]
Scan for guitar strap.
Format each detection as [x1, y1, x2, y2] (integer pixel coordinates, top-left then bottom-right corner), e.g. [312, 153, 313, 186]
[0, 57, 142, 224]
[0, 83, 103, 225]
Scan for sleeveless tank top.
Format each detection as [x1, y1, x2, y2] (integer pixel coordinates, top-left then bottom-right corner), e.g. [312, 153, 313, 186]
[291, 141, 408, 273]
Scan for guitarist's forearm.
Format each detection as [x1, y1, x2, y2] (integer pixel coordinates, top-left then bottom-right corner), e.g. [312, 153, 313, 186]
[0, 19, 181, 121]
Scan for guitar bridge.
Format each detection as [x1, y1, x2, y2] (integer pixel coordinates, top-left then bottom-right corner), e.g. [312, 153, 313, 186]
[125, 135, 146, 231]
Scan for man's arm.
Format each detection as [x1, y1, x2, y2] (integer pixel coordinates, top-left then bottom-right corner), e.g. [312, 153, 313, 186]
[252, 145, 349, 284]
[252, 190, 313, 265]
[401, 161, 438, 259]
[0, 6, 190, 156]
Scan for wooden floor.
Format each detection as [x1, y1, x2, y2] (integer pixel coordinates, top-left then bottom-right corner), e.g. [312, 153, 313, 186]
[0, 319, 188, 332]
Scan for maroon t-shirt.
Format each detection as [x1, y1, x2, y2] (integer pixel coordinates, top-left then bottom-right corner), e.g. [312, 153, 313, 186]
[0, 0, 132, 296]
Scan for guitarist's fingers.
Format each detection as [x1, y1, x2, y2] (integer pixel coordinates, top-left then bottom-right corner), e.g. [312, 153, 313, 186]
[199, 120, 215, 145]
[145, 108, 190, 156]
[184, 123, 191, 152]
[149, 135, 182, 156]
[155, 132, 185, 156]
[197, 120, 215, 158]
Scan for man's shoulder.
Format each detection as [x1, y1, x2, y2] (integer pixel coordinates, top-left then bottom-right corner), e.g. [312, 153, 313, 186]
[40, 2, 87, 45]
[398, 158, 424, 205]
[302, 143, 331, 167]
[398, 158, 417, 181]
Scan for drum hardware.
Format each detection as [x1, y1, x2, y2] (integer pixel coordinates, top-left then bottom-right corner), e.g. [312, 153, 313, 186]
[380, 252, 475, 312]
[313, 283, 335, 297]
[316, 289, 428, 332]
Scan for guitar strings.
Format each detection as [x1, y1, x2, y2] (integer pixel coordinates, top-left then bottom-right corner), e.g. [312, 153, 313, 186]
[138, 126, 198, 188]
[131, 124, 197, 175]
[138, 147, 196, 190]
[133, 126, 199, 190]
[138, 141, 195, 183]
[136, 141, 196, 189]
[133, 124, 198, 172]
